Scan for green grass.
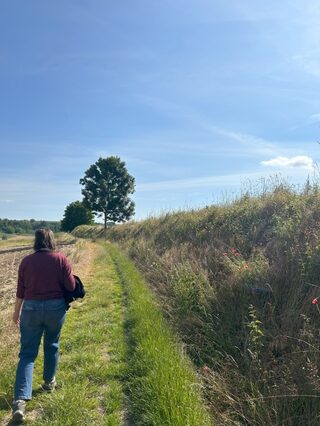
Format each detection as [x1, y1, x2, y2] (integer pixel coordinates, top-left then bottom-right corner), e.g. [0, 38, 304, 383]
[109, 244, 212, 426]
[0, 242, 211, 425]
[0, 244, 127, 425]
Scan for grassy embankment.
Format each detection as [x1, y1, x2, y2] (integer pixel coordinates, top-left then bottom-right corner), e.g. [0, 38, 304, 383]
[72, 225, 105, 240]
[0, 241, 210, 425]
[75, 182, 320, 425]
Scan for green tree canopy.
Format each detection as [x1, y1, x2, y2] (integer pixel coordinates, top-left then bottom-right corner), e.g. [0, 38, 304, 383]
[61, 201, 94, 232]
[80, 156, 135, 229]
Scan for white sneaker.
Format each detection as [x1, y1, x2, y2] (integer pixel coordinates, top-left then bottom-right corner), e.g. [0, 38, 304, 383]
[41, 377, 57, 392]
[12, 399, 26, 423]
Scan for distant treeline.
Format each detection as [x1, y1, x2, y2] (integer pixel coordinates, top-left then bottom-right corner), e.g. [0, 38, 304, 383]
[0, 219, 61, 235]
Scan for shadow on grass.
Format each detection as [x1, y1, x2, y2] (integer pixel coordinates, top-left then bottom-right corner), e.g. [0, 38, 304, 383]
[0, 387, 47, 426]
[0, 392, 12, 411]
[4, 419, 19, 426]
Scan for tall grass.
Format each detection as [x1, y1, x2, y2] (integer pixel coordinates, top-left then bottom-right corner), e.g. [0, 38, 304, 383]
[94, 182, 320, 425]
[108, 244, 211, 426]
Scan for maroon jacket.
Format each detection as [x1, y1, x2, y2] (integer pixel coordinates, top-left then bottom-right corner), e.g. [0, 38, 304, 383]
[16, 249, 76, 300]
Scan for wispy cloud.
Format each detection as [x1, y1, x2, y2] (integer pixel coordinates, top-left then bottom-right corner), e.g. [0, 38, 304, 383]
[208, 126, 278, 156]
[309, 113, 320, 123]
[288, 2, 320, 78]
[261, 155, 314, 169]
[0, 199, 14, 203]
[0, 178, 80, 199]
[137, 170, 283, 192]
[292, 52, 320, 78]
[137, 95, 281, 157]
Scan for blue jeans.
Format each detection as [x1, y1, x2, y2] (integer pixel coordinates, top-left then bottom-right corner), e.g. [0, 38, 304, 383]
[14, 298, 67, 400]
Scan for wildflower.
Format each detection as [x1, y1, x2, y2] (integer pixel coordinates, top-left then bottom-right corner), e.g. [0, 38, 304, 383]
[312, 298, 319, 305]
[234, 252, 240, 257]
[202, 365, 210, 374]
[223, 252, 228, 257]
[243, 264, 249, 270]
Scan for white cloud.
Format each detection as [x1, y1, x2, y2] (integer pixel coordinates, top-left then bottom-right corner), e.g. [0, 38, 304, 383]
[309, 113, 320, 123]
[261, 156, 314, 169]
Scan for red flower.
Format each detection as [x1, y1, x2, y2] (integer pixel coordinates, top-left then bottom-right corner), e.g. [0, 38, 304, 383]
[202, 365, 210, 374]
[312, 298, 319, 305]
[234, 252, 240, 257]
[223, 252, 228, 257]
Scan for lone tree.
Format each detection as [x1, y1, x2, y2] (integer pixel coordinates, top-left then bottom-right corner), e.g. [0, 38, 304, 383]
[80, 156, 135, 229]
[61, 201, 94, 232]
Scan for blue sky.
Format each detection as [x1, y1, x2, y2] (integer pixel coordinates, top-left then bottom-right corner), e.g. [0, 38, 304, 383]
[1, 1, 320, 221]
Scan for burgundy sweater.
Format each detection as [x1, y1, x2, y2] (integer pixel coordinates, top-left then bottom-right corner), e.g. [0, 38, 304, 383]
[16, 249, 76, 300]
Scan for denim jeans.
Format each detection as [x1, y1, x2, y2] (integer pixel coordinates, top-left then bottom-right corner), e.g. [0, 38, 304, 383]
[14, 298, 67, 400]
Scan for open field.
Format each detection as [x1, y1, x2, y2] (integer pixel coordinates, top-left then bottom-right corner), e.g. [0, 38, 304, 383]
[0, 236, 33, 249]
[0, 233, 75, 250]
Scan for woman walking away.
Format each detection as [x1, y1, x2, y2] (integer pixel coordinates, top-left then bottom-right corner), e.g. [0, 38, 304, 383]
[11, 229, 75, 423]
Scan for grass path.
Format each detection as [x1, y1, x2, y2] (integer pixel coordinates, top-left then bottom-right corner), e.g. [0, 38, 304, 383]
[109, 244, 212, 426]
[0, 242, 211, 425]
[0, 243, 127, 425]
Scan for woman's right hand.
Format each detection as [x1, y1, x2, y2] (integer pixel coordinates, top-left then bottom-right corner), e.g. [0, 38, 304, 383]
[12, 311, 20, 326]
[12, 297, 23, 326]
